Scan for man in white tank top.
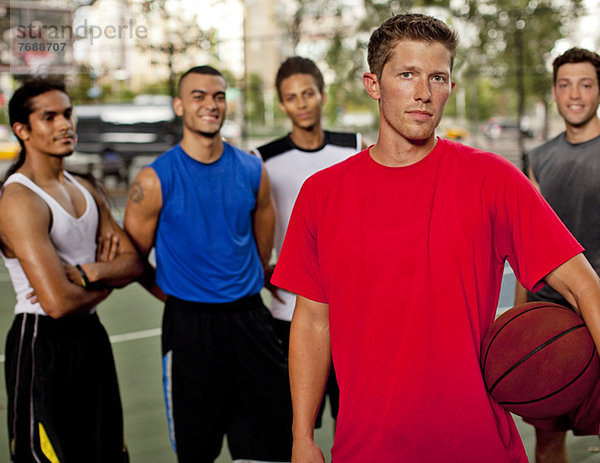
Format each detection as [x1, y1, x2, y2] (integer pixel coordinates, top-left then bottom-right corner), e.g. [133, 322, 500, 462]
[0, 79, 142, 462]
[252, 57, 366, 433]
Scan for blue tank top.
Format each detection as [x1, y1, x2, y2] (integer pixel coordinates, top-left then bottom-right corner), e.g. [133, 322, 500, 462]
[151, 143, 264, 302]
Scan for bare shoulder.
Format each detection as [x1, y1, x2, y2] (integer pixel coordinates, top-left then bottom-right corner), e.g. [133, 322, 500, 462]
[127, 167, 161, 207]
[0, 182, 50, 220]
[0, 182, 51, 255]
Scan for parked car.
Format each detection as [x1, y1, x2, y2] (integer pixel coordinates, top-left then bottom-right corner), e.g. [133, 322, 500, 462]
[443, 126, 469, 140]
[481, 118, 534, 140]
[73, 95, 182, 160]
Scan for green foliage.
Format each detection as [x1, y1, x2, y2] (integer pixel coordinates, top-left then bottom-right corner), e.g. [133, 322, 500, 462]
[135, 0, 219, 97]
[286, 0, 585, 129]
[451, 0, 585, 120]
[246, 73, 266, 124]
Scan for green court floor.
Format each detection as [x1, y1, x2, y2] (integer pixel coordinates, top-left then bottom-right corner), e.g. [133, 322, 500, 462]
[0, 265, 598, 462]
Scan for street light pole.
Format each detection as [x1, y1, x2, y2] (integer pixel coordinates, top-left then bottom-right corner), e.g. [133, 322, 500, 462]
[515, 17, 528, 175]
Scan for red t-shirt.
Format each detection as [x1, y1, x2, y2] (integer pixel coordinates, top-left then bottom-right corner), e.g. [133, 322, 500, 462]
[272, 139, 583, 463]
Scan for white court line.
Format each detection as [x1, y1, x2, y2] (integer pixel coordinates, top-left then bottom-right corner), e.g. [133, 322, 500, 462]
[109, 327, 161, 343]
[0, 263, 517, 363]
[0, 327, 161, 363]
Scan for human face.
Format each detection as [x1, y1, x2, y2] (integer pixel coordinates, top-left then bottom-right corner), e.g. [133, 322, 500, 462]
[174, 73, 227, 138]
[552, 62, 600, 129]
[14, 90, 75, 158]
[364, 40, 453, 144]
[278, 73, 325, 131]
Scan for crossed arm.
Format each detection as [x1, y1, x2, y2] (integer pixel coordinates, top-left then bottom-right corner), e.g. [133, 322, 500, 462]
[0, 178, 142, 318]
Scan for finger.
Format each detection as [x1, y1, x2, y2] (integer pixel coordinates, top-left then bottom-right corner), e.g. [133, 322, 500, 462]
[108, 234, 119, 261]
[96, 235, 106, 261]
[26, 291, 39, 304]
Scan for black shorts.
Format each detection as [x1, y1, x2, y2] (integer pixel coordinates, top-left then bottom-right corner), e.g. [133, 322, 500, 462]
[272, 318, 339, 429]
[162, 294, 293, 462]
[5, 312, 128, 463]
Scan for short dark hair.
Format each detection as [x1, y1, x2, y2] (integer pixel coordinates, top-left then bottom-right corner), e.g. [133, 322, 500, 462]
[177, 65, 224, 96]
[275, 56, 325, 101]
[552, 47, 600, 85]
[7, 78, 68, 179]
[367, 13, 459, 80]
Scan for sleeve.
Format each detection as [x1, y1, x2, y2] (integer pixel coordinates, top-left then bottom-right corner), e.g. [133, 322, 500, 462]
[271, 177, 328, 303]
[491, 160, 583, 293]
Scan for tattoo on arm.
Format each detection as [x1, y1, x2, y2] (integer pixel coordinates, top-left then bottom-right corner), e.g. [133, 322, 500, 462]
[129, 181, 145, 204]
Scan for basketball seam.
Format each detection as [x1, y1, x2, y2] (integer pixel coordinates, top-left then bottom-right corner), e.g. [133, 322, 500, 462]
[482, 304, 574, 373]
[488, 323, 586, 394]
[499, 346, 598, 406]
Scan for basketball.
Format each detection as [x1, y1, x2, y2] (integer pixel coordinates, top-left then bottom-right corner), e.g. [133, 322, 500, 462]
[481, 302, 600, 419]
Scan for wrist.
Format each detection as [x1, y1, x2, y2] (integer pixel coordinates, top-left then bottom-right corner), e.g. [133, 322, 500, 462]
[75, 264, 104, 290]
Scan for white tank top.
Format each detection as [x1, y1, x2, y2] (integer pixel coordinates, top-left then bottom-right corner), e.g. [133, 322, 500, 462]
[1, 171, 99, 315]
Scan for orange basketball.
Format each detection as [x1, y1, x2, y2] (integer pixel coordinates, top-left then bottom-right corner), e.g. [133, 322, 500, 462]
[481, 302, 600, 419]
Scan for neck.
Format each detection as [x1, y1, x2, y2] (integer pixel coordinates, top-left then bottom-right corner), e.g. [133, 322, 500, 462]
[180, 131, 225, 163]
[289, 124, 325, 150]
[370, 132, 438, 167]
[564, 117, 600, 144]
[19, 150, 67, 185]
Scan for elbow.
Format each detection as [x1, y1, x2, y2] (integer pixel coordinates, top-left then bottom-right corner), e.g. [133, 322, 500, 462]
[39, 287, 92, 319]
[41, 298, 69, 319]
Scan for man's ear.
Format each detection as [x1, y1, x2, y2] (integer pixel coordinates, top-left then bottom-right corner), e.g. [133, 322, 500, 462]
[277, 100, 289, 116]
[551, 84, 557, 103]
[173, 97, 184, 117]
[363, 73, 380, 100]
[12, 122, 29, 142]
[321, 91, 327, 106]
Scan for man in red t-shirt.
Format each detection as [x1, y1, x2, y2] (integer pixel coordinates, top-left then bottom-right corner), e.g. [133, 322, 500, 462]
[272, 13, 600, 463]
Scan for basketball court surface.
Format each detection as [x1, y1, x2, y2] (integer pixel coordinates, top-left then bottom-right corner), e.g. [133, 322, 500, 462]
[0, 239, 598, 461]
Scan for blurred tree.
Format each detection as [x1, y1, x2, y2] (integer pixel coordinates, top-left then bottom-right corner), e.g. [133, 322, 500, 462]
[452, 0, 584, 168]
[284, 0, 454, 126]
[135, 0, 218, 97]
[246, 73, 266, 125]
[276, 0, 584, 137]
[69, 64, 96, 104]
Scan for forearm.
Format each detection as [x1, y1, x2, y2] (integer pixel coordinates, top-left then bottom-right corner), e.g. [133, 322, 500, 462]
[572, 282, 600, 356]
[80, 251, 143, 288]
[289, 311, 331, 440]
[41, 284, 110, 319]
[138, 261, 167, 302]
[546, 254, 600, 355]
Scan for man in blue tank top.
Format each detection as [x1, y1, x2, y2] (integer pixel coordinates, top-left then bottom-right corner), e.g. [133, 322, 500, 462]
[124, 66, 292, 462]
[515, 48, 600, 463]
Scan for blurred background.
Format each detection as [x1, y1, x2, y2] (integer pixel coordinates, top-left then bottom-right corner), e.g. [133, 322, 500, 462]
[0, 1, 599, 461]
[0, 0, 597, 182]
